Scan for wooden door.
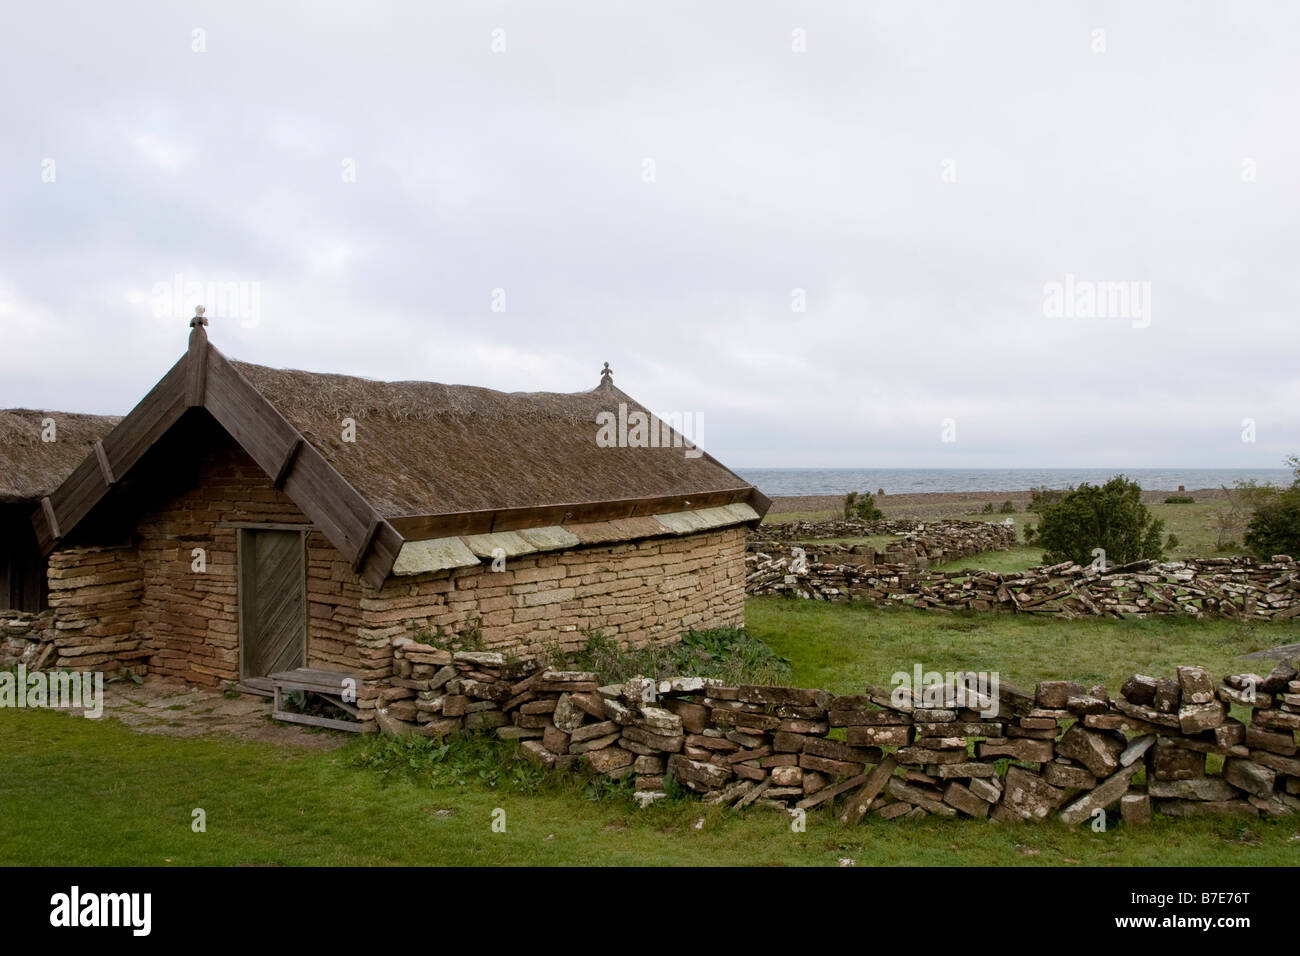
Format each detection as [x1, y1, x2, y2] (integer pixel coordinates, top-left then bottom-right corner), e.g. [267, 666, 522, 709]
[238, 529, 307, 681]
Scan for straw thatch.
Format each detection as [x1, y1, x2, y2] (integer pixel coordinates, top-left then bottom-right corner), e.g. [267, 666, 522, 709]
[0, 409, 121, 504]
[232, 361, 751, 517]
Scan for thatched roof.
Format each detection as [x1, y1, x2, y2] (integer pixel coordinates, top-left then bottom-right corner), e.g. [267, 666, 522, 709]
[231, 361, 752, 517]
[0, 409, 121, 504]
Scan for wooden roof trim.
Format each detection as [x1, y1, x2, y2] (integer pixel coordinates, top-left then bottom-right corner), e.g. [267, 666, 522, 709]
[39, 496, 61, 543]
[92, 440, 116, 487]
[203, 352, 399, 586]
[32, 344, 402, 587]
[387, 485, 767, 542]
[186, 319, 209, 406]
[31, 355, 188, 553]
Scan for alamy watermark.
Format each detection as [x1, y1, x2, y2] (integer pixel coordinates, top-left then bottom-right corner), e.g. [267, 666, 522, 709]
[1043, 273, 1151, 328]
[0, 665, 103, 718]
[151, 273, 261, 328]
[596, 402, 703, 458]
[890, 664, 1000, 718]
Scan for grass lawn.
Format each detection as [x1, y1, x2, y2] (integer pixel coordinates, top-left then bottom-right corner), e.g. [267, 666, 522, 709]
[3, 600, 1299, 867]
[744, 596, 1300, 695]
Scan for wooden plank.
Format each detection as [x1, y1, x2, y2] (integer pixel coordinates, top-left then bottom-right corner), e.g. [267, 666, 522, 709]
[186, 333, 209, 406]
[92, 440, 116, 487]
[203, 352, 300, 474]
[272, 437, 303, 489]
[39, 497, 60, 543]
[386, 487, 755, 542]
[271, 675, 356, 694]
[351, 516, 381, 573]
[359, 520, 403, 590]
[205, 352, 384, 567]
[34, 356, 188, 553]
[271, 711, 363, 733]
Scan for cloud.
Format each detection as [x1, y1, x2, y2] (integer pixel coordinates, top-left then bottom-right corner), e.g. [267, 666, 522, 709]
[0, 1, 1296, 471]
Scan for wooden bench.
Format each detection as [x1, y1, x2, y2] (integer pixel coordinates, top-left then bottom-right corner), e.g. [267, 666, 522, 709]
[269, 668, 364, 732]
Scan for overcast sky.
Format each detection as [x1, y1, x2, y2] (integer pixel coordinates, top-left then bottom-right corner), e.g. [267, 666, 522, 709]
[2, 1, 1297, 469]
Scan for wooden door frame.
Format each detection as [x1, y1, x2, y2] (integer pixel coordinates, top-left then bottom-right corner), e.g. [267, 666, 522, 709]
[236, 525, 310, 694]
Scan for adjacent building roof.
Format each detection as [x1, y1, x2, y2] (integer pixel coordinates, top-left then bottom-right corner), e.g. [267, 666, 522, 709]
[0, 409, 121, 504]
[29, 315, 768, 587]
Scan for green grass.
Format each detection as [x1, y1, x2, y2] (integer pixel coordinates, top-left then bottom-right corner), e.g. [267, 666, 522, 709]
[745, 596, 1300, 694]
[2, 703, 1295, 866]
[3, 600, 1299, 867]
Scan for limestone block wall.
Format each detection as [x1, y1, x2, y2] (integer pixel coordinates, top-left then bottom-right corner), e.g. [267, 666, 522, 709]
[362, 526, 747, 657]
[45, 545, 145, 674]
[131, 441, 368, 686]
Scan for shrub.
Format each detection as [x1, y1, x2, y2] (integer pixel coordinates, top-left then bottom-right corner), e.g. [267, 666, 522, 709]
[1035, 475, 1167, 566]
[1163, 495, 1195, 504]
[1245, 456, 1300, 558]
[999, 500, 1016, 514]
[1028, 485, 1072, 513]
[843, 491, 884, 521]
[981, 502, 995, 514]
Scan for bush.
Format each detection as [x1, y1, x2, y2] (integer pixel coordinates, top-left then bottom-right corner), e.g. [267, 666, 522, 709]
[999, 500, 1016, 514]
[980, 502, 995, 514]
[1245, 456, 1300, 558]
[1163, 495, 1195, 504]
[1035, 475, 1167, 566]
[843, 491, 884, 521]
[1028, 484, 1072, 513]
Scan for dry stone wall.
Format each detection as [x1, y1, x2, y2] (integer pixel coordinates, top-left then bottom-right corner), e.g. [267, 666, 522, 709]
[747, 552, 1300, 620]
[381, 645, 1300, 824]
[751, 518, 1016, 567]
[0, 608, 53, 668]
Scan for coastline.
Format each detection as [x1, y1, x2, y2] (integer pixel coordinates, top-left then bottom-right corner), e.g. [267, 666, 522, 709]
[767, 486, 1229, 517]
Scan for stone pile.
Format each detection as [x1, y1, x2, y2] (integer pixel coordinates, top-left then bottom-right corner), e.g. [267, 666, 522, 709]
[0, 609, 54, 668]
[746, 553, 1300, 620]
[382, 639, 1300, 824]
[751, 519, 1016, 568]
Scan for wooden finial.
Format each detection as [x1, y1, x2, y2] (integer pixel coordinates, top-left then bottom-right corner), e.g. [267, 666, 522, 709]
[600, 361, 613, 385]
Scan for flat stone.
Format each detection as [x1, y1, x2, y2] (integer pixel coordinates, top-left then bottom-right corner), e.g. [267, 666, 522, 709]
[1150, 738, 1206, 781]
[1176, 665, 1217, 705]
[999, 767, 1066, 821]
[1042, 761, 1097, 790]
[977, 737, 1053, 763]
[1222, 757, 1276, 797]
[1155, 799, 1258, 818]
[1119, 734, 1156, 766]
[1056, 724, 1123, 777]
[943, 781, 991, 818]
[1059, 764, 1141, 825]
[551, 693, 587, 733]
[1121, 792, 1152, 825]
[1146, 777, 1238, 801]
[1178, 701, 1226, 734]
[667, 753, 732, 791]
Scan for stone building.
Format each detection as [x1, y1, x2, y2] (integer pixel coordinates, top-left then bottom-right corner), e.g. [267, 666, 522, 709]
[4, 312, 768, 728]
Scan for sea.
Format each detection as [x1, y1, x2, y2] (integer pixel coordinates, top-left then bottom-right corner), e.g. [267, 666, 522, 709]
[733, 468, 1293, 498]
